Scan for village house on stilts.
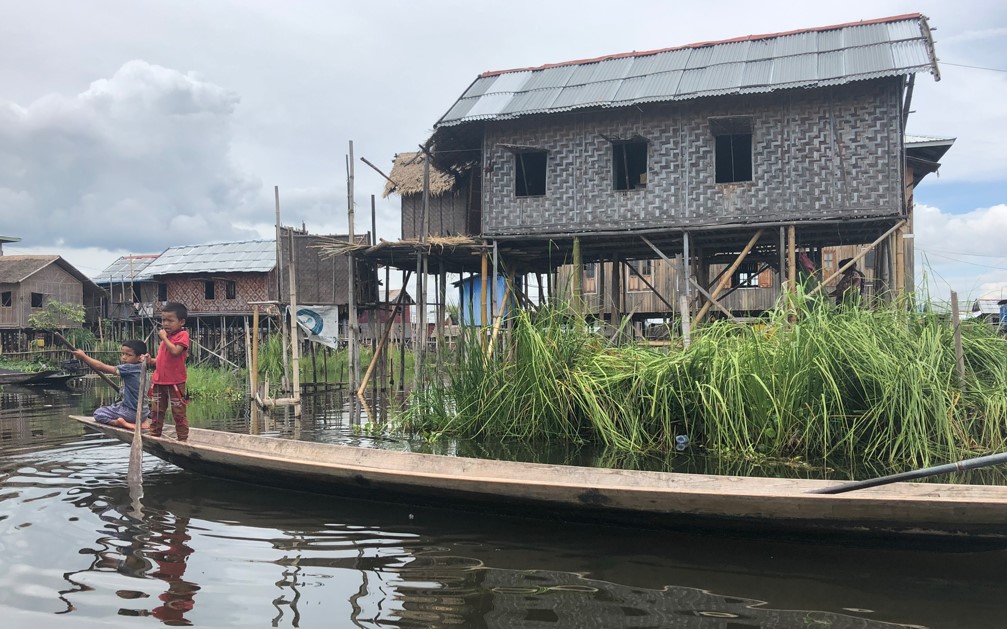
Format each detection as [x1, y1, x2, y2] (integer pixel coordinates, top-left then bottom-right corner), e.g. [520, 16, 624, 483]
[363, 13, 948, 348]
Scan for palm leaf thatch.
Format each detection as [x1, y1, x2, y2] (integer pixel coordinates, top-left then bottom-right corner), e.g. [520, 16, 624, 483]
[383, 152, 456, 198]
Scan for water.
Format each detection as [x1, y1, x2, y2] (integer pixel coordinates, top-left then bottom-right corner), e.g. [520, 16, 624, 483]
[1, 383, 1005, 627]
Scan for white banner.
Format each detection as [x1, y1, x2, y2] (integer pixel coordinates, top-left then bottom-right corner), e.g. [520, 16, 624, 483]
[291, 305, 342, 348]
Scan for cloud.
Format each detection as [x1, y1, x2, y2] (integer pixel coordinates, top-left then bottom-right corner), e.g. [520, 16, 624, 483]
[914, 202, 1007, 300]
[0, 60, 266, 252]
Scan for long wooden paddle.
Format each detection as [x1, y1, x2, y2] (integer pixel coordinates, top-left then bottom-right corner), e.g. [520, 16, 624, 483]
[809, 452, 1007, 494]
[52, 332, 120, 391]
[126, 359, 147, 488]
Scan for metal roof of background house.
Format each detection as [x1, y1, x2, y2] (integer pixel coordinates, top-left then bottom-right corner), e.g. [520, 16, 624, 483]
[436, 13, 938, 128]
[142, 240, 277, 276]
[94, 254, 160, 284]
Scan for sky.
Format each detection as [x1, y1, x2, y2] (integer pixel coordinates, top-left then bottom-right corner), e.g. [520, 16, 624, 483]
[2, 0, 1005, 306]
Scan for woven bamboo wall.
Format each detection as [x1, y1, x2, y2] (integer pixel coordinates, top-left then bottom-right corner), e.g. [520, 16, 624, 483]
[0, 265, 84, 328]
[278, 229, 377, 306]
[482, 78, 903, 235]
[401, 192, 470, 239]
[161, 273, 272, 315]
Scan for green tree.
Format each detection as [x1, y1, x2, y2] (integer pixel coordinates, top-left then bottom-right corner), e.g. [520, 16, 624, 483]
[27, 300, 86, 329]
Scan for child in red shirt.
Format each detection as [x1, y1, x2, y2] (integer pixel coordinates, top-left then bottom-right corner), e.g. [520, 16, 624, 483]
[148, 301, 190, 441]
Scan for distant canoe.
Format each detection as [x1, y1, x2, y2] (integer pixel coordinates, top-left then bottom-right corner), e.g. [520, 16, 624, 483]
[0, 369, 75, 386]
[69, 414, 1007, 542]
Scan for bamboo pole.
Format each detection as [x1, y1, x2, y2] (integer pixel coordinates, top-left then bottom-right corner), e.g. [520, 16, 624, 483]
[694, 228, 765, 323]
[357, 271, 413, 396]
[679, 295, 691, 348]
[480, 251, 488, 349]
[437, 259, 446, 374]
[347, 141, 358, 395]
[808, 220, 907, 297]
[275, 187, 290, 391]
[572, 237, 583, 315]
[484, 294, 509, 361]
[399, 270, 406, 393]
[787, 225, 796, 296]
[251, 305, 259, 399]
[371, 195, 378, 400]
[286, 231, 302, 415]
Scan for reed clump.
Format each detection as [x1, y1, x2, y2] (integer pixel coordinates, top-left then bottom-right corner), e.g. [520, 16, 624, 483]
[398, 295, 1007, 466]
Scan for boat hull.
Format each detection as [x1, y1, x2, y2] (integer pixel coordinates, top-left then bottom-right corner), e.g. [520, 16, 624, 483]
[69, 415, 1007, 541]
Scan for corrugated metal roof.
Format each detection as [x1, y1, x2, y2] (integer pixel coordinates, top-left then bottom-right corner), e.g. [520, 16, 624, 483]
[143, 240, 277, 276]
[436, 13, 938, 128]
[94, 255, 159, 283]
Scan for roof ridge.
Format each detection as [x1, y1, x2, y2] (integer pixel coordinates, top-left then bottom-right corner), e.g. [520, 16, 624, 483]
[480, 13, 923, 78]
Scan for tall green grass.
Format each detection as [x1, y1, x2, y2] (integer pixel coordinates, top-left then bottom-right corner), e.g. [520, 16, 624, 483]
[397, 294, 1007, 466]
[254, 334, 415, 394]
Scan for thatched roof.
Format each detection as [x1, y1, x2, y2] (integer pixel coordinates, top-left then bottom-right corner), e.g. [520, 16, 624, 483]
[383, 152, 456, 198]
[0, 255, 105, 293]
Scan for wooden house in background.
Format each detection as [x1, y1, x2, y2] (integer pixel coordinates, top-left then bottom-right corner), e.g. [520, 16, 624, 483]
[94, 254, 161, 320]
[417, 13, 942, 327]
[0, 255, 105, 328]
[106, 229, 376, 328]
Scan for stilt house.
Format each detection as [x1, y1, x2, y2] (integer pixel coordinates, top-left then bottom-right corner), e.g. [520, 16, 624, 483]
[0, 255, 105, 328]
[421, 13, 942, 324]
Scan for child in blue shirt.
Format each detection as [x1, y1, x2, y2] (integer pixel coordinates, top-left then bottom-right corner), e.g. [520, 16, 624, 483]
[73, 339, 150, 430]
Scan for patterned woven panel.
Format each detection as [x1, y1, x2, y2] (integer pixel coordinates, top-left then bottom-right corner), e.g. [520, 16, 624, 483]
[483, 79, 902, 235]
[162, 274, 269, 314]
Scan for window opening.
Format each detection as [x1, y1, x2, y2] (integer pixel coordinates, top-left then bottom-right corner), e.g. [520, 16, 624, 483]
[628, 259, 652, 276]
[733, 262, 760, 289]
[711, 117, 753, 183]
[204, 281, 215, 300]
[225, 280, 237, 300]
[627, 259, 653, 291]
[30, 292, 45, 308]
[157, 283, 168, 302]
[1, 291, 11, 307]
[612, 140, 648, 190]
[515, 151, 547, 197]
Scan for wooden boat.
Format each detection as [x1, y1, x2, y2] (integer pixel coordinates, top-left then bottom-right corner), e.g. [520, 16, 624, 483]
[69, 414, 1007, 541]
[0, 368, 69, 386]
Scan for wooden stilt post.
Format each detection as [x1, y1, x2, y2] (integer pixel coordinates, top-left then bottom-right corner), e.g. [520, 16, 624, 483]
[810, 221, 907, 298]
[437, 259, 446, 375]
[695, 229, 765, 323]
[399, 269, 406, 393]
[347, 141, 359, 396]
[787, 225, 797, 297]
[274, 187, 290, 393]
[358, 272, 413, 397]
[414, 151, 430, 390]
[286, 230, 302, 416]
[572, 237, 583, 315]
[480, 250, 489, 348]
[682, 231, 691, 310]
[610, 252, 621, 340]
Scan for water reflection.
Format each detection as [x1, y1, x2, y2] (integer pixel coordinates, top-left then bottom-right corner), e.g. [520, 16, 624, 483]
[42, 470, 1003, 627]
[3, 384, 1007, 628]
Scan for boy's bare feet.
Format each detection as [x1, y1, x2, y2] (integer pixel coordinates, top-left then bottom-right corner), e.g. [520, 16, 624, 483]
[141, 420, 151, 430]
